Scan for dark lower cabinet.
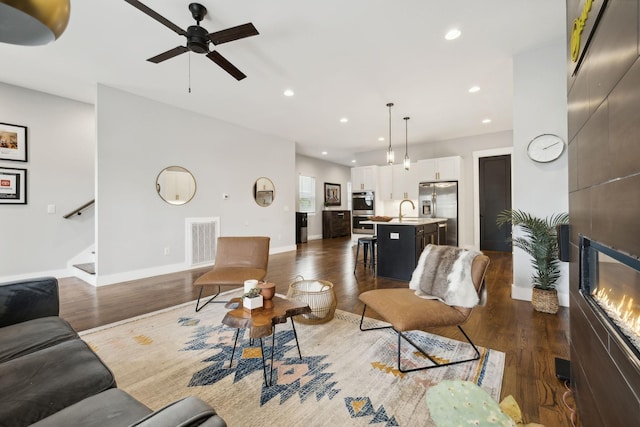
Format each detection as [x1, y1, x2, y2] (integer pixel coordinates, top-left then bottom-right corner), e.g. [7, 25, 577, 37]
[377, 223, 438, 281]
[322, 210, 351, 238]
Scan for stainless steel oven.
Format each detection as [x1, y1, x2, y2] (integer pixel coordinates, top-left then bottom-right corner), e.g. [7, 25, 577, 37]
[352, 191, 374, 215]
[352, 191, 375, 234]
[353, 215, 375, 234]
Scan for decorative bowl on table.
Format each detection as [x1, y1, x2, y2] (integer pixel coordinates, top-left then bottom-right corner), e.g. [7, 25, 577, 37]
[368, 216, 393, 222]
[258, 281, 276, 308]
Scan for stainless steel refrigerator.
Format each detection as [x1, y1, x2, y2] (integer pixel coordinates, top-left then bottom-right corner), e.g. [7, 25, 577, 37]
[418, 181, 458, 246]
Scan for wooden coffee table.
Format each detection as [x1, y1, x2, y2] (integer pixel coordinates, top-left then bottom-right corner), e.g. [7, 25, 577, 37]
[222, 296, 311, 386]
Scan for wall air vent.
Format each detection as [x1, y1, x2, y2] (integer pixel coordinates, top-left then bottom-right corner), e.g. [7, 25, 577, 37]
[185, 217, 220, 267]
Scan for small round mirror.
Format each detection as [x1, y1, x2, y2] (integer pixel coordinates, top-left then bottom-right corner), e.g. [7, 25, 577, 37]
[156, 166, 196, 205]
[253, 177, 275, 207]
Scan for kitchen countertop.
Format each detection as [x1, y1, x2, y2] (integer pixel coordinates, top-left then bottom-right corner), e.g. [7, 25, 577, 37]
[361, 217, 447, 226]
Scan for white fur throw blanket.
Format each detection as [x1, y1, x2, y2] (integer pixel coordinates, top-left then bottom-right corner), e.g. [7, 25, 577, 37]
[409, 245, 483, 308]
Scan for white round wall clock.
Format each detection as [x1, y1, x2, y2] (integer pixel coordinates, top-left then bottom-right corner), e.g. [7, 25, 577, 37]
[526, 134, 565, 163]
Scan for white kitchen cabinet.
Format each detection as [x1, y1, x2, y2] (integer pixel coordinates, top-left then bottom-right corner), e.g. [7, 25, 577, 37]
[351, 166, 378, 191]
[377, 165, 393, 201]
[392, 164, 419, 200]
[416, 156, 461, 182]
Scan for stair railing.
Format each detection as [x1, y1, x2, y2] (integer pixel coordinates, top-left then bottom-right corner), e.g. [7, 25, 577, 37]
[63, 199, 95, 219]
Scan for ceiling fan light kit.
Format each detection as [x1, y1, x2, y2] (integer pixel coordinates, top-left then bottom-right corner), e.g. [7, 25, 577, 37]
[0, 0, 70, 46]
[124, 0, 259, 80]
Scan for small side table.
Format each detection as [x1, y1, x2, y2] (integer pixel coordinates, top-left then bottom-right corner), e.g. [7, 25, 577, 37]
[221, 296, 311, 386]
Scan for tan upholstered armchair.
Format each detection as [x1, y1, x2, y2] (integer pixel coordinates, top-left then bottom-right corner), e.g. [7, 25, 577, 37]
[193, 236, 270, 312]
[359, 250, 490, 373]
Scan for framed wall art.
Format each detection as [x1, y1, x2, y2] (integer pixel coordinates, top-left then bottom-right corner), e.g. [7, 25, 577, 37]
[0, 122, 28, 162]
[324, 182, 341, 206]
[0, 167, 27, 204]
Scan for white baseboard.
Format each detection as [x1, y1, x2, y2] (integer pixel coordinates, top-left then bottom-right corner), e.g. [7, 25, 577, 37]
[3, 244, 319, 288]
[511, 284, 569, 307]
[73, 267, 97, 286]
[0, 269, 71, 285]
[96, 262, 197, 287]
[270, 244, 297, 254]
[89, 244, 296, 287]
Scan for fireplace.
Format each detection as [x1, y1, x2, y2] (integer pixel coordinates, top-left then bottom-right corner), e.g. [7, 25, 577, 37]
[579, 236, 640, 368]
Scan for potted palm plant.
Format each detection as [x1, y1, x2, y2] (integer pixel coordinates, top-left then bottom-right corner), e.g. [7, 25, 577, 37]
[496, 209, 569, 314]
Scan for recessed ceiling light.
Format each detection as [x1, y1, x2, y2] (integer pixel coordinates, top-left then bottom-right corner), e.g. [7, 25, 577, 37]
[378, 137, 385, 141]
[445, 28, 461, 41]
[340, 117, 349, 123]
[283, 89, 294, 97]
[468, 86, 481, 93]
[482, 118, 492, 124]
[322, 151, 328, 155]
[351, 159, 357, 163]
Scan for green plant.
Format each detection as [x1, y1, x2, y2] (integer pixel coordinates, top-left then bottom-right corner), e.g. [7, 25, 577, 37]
[496, 209, 569, 290]
[242, 288, 261, 299]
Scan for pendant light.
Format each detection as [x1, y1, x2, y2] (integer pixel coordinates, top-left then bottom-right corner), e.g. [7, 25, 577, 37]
[403, 116, 411, 170]
[386, 102, 395, 165]
[0, 0, 70, 46]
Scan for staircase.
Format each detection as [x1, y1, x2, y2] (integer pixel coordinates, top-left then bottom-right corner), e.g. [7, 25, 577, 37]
[68, 245, 96, 286]
[73, 262, 95, 275]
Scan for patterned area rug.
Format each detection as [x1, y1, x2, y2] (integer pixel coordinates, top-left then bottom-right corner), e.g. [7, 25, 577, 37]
[81, 291, 504, 426]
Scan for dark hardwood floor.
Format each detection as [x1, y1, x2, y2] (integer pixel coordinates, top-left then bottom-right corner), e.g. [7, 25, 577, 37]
[58, 237, 576, 426]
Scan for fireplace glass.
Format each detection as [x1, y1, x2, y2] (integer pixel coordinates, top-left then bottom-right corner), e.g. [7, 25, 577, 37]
[580, 236, 640, 360]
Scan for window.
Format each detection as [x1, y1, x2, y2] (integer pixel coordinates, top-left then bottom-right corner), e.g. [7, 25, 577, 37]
[298, 175, 315, 213]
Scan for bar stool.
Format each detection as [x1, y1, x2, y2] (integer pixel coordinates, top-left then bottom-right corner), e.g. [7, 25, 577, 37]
[354, 236, 377, 273]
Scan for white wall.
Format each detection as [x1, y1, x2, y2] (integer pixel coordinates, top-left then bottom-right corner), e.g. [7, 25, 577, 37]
[0, 83, 95, 280]
[512, 40, 569, 306]
[354, 130, 513, 248]
[96, 85, 296, 285]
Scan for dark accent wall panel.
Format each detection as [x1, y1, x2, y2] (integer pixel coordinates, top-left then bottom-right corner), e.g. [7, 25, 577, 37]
[567, 136, 578, 192]
[608, 58, 640, 178]
[567, 65, 590, 141]
[568, 189, 591, 246]
[576, 101, 609, 189]
[592, 174, 640, 256]
[567, 0, 640, 425]
[585, 0, 639, 114]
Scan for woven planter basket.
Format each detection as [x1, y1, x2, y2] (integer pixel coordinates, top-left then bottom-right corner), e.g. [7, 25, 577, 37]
[531, 287, 559, 314]
[286, 276, 337, 324]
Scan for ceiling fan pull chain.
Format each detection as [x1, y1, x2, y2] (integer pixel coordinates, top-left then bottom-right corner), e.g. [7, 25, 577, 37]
[188, 52, 191, 93]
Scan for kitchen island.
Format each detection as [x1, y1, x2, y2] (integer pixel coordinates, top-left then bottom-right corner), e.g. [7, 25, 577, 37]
[361, 218, 447, 281]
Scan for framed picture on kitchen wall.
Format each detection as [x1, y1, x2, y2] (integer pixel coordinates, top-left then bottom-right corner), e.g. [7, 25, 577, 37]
[0, 123, 28, 162]
[0, 167, 27, 204]
[324, 182, 341, 206]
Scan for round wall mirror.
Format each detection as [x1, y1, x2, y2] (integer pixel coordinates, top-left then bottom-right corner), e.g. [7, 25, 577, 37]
[253, 177, 275, 207]
[156, 166, 196, 205]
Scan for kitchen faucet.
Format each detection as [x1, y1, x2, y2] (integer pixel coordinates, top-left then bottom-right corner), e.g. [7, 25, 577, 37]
[399, 199, 415, 221]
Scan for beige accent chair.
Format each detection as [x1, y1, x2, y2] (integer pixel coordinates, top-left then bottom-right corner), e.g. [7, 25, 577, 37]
[193, 236, 270, 312]
[359, 253, 490, 372]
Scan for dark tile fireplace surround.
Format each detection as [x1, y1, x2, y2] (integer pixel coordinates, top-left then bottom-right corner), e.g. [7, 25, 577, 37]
[566, 0, 640, 425]
[571, 237, 640, 425]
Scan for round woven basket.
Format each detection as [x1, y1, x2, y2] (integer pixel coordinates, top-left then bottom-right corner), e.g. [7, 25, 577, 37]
[531, 287, 559, 314]
[286, 276, 337, 324]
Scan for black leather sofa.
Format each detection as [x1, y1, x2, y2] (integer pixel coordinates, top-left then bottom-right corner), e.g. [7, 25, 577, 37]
[0, 277, 226, 427]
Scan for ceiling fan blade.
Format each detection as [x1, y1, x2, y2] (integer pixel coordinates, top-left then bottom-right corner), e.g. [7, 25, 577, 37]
[124, 0, 187, 36]
[208, 23, 259, 45]
[147, 46, 189, 63]
[206, 51, 247, 80]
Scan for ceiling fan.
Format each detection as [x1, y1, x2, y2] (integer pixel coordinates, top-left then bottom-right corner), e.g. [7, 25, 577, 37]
[124, 0, 259, 80]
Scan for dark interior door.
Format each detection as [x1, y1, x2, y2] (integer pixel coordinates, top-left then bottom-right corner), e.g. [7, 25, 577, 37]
[479, 155, 512, 251]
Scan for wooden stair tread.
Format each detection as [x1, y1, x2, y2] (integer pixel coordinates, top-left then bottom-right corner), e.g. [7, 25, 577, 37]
[73, 262, 95, 275]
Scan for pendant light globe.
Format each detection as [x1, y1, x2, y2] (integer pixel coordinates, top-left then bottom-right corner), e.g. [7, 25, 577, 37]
[403, 116, 411, 170]
[386, 103, 395, 165]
